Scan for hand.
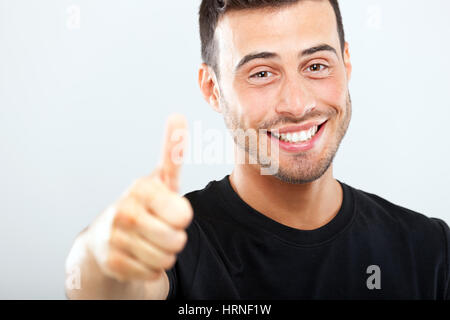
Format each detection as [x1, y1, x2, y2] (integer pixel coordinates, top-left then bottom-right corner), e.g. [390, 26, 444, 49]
[85, 114, 193, 282]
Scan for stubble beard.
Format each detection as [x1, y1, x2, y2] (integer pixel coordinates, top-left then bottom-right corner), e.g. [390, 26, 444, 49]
[221, 92, 352, 185]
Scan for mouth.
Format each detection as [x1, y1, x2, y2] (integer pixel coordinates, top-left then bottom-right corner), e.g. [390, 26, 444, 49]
[267, 120, 328, 153]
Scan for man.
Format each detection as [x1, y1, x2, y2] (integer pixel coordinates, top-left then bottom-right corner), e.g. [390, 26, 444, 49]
[65, 0, 449, 299]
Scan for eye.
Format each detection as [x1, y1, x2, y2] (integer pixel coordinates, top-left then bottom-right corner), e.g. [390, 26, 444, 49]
[250, 71, 273, 79]
[307, 64, 328, 73]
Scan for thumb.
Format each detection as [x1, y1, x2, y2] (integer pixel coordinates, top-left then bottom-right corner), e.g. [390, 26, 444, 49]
[158, 113, 188, 192]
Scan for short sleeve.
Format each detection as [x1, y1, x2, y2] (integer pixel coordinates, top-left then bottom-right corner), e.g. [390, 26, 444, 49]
[431, 218, 450, 300]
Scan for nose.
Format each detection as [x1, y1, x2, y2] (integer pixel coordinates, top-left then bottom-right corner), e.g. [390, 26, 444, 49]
[275, 75, 316, 118]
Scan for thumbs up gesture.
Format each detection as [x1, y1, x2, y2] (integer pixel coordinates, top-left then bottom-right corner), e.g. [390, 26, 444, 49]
[85, 114, 193, 283]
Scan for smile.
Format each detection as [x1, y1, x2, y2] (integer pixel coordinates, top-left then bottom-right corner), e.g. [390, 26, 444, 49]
[271, 125, 319, 143]
[268, 120, 328, 152]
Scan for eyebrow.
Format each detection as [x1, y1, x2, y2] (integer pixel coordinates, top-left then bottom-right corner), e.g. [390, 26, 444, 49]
[234, 44, 338, 72]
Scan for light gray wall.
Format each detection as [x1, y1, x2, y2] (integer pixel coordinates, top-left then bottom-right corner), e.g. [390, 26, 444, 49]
[0, 0, 449, 299]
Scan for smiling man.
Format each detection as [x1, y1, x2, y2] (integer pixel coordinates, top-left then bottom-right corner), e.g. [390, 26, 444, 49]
[65, 0, 449, 300]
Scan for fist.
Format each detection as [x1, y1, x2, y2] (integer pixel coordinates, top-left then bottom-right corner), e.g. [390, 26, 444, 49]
[86, 114, 193, 282]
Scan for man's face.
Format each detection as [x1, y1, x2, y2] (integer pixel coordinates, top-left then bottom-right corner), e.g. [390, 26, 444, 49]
[214, 0, 352, 184]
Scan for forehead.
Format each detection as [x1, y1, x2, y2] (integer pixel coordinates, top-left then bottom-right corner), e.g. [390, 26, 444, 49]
[215, 0, 339, 68]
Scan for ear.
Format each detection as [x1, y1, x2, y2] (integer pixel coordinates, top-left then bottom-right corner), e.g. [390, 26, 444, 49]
[343, 42, 352, 83]
[198, 63, 221, 113]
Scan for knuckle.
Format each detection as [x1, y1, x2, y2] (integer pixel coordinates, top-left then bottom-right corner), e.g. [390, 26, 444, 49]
[108, 228, 125, 250]
[107, 229, 116, 249]
[177, 197, 194, 227]
[106, 251, 124, 273]
[113, 200, 139, 228]
[116, 211, 137, 228]
[172, 231, 187, 252]
[161, 254, 176, 270]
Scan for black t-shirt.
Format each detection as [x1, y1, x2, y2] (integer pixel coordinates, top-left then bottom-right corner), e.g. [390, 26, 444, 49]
[166, 176, 449, 300]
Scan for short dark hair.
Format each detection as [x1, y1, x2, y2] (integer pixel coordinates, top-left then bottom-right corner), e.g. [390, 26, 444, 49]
[199, 0, 345, 74]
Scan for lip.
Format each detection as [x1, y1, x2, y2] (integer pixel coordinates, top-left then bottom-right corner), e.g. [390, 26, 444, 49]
[268, 120, 328, 153]
[270, 119, 328, 134]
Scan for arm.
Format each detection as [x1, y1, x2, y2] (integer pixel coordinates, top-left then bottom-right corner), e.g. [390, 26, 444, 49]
[64, 114, 191, 300]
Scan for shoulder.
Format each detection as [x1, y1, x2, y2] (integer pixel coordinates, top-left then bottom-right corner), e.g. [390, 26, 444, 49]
[348, 183, 450, 298]
[181, 178, 227, 236]
[183, 178, 232, 225]
[183, 180, 218, 208]
[350, 183, 448, 231]
[348, 183, 449, 258]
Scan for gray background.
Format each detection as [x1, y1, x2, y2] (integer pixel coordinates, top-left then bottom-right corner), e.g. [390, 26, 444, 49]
[0, 0, 449, 299]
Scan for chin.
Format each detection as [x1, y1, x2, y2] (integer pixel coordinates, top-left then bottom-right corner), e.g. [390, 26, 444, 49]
[270, 149, 335, 185]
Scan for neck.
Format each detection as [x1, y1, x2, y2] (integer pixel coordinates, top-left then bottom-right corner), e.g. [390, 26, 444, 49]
[229, 163, 343, 231]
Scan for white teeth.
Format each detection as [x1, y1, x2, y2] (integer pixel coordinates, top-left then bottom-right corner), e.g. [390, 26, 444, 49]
[300, 131, 307, 141]
[286, 133, 292, 141]
[272, 125, 319, 143]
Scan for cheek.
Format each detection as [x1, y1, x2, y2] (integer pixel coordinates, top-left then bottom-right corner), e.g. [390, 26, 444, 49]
[310, 76, 347, 110]
[233, 85, 275, 127]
